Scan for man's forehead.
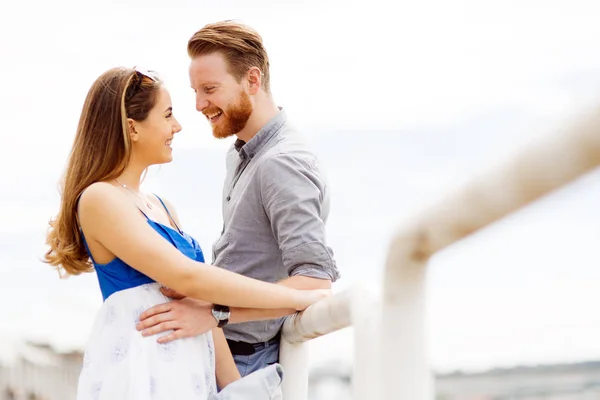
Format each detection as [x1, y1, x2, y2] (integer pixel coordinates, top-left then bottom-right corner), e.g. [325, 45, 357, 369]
[189, 53, 229, 79]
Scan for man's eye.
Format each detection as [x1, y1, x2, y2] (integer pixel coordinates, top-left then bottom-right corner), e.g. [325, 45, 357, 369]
[205, 87, 215, 93]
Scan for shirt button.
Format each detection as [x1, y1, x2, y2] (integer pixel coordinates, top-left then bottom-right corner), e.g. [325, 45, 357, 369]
[226, 195, 231, 201]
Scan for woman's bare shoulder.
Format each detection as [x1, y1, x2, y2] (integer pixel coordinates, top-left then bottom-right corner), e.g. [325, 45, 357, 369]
[78, 182, 131, 221]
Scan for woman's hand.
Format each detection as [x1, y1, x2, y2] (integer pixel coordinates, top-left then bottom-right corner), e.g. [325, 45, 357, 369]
[295, 289, 331, 311]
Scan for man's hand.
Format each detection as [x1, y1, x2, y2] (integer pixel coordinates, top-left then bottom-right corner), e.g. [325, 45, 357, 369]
[136, 287, 217, 343]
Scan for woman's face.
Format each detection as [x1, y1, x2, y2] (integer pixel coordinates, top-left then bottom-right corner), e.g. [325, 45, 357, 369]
[131, 86, 182, 165]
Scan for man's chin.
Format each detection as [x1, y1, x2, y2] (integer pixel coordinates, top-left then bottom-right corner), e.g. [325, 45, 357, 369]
[212, 129, 236, 139]
[212, 128, 235, 139]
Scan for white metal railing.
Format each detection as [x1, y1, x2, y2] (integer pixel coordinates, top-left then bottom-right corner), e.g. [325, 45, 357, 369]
[280, 104, 600, 400]
[280, 285, 380, 400]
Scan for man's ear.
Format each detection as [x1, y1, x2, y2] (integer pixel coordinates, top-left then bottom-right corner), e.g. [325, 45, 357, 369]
[127, 118, 139, 142]
[247, 67, 263, 95]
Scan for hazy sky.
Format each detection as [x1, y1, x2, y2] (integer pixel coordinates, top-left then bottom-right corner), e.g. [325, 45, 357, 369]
[1, 0, 600, 373]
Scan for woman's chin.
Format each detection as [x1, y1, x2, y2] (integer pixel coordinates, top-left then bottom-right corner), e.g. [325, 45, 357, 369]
[154, 155, 174, 165]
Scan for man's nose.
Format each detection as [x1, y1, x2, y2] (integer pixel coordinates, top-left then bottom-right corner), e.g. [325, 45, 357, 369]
[196, 94, 208, 112]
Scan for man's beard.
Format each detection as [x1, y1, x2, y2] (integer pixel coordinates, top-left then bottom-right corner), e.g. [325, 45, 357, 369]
[209, 91, 253, 139]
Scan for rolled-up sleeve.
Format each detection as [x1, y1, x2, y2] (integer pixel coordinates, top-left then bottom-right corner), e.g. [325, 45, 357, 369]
[259, 154, 340, 281]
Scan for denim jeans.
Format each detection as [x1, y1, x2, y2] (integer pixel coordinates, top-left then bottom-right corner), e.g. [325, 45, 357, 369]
[212, 364, 283, 400]
[232, 336, 280, 377]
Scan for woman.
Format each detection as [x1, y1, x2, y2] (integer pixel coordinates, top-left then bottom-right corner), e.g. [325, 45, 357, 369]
[44, 67, 327, 399]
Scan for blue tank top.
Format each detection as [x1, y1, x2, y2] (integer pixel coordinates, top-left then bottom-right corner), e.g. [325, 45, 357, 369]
[80, 195, 205, 301]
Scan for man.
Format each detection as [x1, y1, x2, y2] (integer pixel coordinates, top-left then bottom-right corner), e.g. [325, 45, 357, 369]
[137, 20, 340, 377]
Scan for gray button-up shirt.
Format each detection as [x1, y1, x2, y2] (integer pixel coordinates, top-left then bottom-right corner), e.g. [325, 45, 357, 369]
[212, 109, 340, 343]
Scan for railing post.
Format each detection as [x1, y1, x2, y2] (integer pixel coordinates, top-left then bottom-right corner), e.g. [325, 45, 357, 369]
[351, 285, 383, 400]
[279, 339, 310, 400]
[381, 236, 433, 399]
[280, 288, 363, 400]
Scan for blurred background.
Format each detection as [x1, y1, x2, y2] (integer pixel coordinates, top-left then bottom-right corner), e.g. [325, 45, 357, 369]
[1, 0, 600, 398]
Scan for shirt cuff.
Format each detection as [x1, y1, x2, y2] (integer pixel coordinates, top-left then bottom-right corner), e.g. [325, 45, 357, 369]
[283, 241, 341, 282]
[290, 267, 333, 280]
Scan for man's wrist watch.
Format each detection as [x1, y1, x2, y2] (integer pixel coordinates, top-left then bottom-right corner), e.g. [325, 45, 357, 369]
[211, 304, 230, 328]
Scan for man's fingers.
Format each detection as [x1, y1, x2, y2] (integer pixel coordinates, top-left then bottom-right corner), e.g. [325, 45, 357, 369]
[141, 321, 179, 337]
[138, 303, 171, 323]
[137, 311, 173, 331]
[157, 329, 188, 344]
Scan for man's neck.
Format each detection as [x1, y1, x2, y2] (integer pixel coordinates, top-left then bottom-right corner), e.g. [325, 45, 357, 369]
[236, 97, 279, 143]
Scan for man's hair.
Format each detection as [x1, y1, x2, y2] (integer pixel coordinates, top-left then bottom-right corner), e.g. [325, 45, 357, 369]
[188, 20, 271, 93]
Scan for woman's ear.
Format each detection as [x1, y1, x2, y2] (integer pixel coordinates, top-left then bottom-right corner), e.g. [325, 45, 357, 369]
[127, 118, 139, 142]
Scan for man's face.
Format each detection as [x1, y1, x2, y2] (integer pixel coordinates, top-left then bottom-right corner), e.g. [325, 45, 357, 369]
[189, 52, 253, 139]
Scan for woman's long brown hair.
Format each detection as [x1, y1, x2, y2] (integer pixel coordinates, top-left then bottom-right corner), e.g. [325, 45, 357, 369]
[44, 67, 161, 276]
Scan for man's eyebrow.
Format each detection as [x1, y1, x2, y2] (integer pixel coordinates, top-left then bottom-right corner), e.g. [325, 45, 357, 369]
[191, 82, 219, 90]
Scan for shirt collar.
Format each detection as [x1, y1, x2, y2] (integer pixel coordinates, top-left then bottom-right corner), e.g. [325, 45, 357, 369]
[234, 107, 286, 159]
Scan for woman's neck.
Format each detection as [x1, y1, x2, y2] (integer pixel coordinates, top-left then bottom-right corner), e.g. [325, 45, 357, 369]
[114, 164, 146, 192]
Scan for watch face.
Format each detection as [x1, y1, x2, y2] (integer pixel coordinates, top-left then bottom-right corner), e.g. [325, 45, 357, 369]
[215, 311, 228, 320]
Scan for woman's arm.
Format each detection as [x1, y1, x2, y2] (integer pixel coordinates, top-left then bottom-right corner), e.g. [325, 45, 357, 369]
[78, 182, 326, 310]
[212, 328, 241, 389]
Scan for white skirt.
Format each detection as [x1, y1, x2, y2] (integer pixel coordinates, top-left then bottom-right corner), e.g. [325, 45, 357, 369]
[77, 283, 283, 400]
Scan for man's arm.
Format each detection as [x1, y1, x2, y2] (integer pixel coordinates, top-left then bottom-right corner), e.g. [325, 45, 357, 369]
[137, 276, 332, 341]
[230, 152, 339, 322]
